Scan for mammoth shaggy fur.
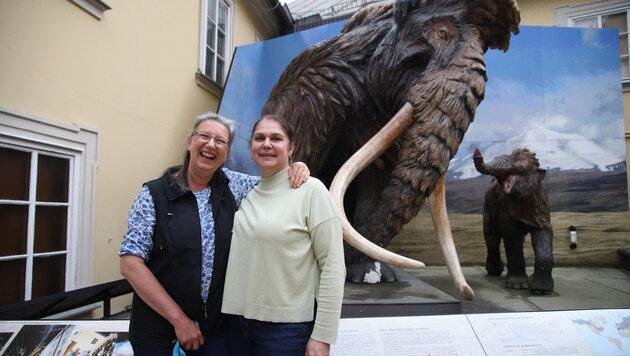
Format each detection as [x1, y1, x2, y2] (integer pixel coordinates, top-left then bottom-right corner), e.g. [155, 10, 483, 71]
[262, 0, 520, 284]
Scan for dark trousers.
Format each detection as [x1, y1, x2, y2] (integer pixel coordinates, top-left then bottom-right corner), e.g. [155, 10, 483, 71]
[131, 332, 229, 356]
[237, 317, 314, 356]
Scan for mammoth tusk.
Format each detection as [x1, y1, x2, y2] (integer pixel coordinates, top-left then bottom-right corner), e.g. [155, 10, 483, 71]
[329, 102, 425, 269]
[428, 175, 475, 300]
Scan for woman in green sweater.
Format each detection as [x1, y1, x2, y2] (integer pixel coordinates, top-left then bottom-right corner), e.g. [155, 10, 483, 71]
[222, 115, 346, 356]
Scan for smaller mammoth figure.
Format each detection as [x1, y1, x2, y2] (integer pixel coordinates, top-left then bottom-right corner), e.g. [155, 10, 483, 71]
[473, 148, 554, 294]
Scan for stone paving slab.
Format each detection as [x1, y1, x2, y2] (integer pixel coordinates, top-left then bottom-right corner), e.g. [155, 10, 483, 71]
[407, 266, 630, 314]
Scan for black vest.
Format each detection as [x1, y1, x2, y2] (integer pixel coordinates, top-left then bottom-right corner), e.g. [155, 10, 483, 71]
[129, 168, 237, 348]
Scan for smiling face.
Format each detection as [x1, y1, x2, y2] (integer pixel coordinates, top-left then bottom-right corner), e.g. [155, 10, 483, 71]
[186, 119, 231, 183]
[250, 117, 295, 177]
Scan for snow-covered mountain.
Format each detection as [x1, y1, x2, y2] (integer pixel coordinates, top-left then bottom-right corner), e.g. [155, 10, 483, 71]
[447, 125, 626, 180]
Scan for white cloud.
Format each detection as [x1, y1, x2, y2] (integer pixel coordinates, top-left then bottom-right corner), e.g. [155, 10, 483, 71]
[468, 70, 623, 143]
[581, 28, 603, 48]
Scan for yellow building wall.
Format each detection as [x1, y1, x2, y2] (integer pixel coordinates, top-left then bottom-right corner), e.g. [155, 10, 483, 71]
[518, 0, 593, 25]
[234, 1, 266, 45]
[0, 0, 268, 315]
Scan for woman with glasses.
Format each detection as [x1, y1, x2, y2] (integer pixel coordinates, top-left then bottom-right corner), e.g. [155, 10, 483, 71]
[119, 112, 309, 355]
[222, 115, 345, 356]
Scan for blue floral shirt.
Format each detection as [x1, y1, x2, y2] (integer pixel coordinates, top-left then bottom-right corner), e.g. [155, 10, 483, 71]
[119, 168, 260, 303]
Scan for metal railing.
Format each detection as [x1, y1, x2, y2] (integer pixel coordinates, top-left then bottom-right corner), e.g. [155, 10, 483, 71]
[0, 279, 133, 320]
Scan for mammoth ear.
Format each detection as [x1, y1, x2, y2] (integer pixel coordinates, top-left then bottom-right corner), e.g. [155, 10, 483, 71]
[537, 168, 547, 181]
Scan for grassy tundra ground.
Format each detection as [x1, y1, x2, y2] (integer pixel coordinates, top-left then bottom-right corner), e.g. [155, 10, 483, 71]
[388, 212, 630, 268]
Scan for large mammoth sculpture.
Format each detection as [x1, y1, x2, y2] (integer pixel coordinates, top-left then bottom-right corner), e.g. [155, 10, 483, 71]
[261, 0, 520, 300]
[473, 148, 554, 294]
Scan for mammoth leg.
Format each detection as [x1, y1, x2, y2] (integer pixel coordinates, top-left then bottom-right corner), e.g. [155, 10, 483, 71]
[342, 167, 400, 282]
[528, 229, 554, 294]
[428, 175, 475, 301]
[330, 102, 425, 271]
[503, 229, 528, 290]
[483, 211, 504, 276]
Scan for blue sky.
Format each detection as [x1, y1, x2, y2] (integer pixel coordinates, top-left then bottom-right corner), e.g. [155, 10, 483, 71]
[470, 26, 623, 143]
[451, 26, 625, 177]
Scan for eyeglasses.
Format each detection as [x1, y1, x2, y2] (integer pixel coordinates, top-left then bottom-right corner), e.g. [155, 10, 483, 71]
[192, 132, 230, 147]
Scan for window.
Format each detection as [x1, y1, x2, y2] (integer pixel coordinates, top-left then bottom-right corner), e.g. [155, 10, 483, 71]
[197, 0, 233, 95]
[555, 0, 630, 90]
[0, 107, 98, 306]
[0, 148, 70, 305]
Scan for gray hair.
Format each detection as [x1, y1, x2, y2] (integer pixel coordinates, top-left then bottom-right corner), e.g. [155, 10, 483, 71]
[171, 112, 237, 190]
[193, 112, 237, 145]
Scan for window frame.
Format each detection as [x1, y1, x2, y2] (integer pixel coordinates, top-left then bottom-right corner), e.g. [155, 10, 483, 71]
[0, 146, 74, 302]
[555, 0, 630, 91]
[0, 106, 98, 298]
[69, 0, 111, 20]
[197, 0, 234, 96]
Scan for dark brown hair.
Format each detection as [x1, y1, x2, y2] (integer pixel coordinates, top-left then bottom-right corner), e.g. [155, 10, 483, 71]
[250, 114, 295, 144]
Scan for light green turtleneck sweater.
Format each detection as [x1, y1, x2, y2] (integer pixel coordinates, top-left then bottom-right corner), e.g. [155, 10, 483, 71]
[222, 167, 346, 344]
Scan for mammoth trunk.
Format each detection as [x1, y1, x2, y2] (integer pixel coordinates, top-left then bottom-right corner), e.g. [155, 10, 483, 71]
[473, 154, 511, 177]
[347, 41, 488, 263]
